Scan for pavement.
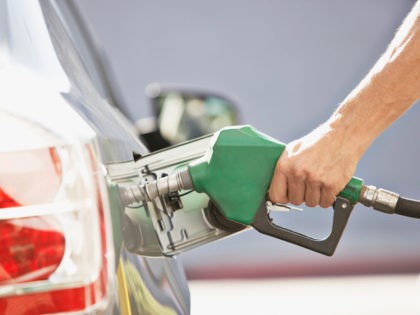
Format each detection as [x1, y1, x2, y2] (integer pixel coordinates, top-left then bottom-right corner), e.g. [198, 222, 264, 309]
[190, 274, 420, 315]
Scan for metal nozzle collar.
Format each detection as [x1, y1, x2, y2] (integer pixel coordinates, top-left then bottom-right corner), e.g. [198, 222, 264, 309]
[119, 169, 193, 205]
[146, 169, 192, 200]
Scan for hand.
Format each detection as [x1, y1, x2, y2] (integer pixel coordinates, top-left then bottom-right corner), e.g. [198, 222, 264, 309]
[269, 124, 361, 208]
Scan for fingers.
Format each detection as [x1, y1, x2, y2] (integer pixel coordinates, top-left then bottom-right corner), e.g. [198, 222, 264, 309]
[270, 162, 339, 208]
[269, 162, 307, 206]
[271, 177, 336, 208]
[269, 172, 288, 204]
[320, 184, 340, 208]
[288, 173, 305, 205]
[305, 182, 321, 207]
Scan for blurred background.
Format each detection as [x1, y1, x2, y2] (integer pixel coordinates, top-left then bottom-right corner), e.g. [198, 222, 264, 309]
[74, 0, 420, 309]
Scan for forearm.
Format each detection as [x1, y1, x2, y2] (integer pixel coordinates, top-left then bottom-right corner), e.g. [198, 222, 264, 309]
[327, 2, 420, 157]
[270, 2, 420, 207]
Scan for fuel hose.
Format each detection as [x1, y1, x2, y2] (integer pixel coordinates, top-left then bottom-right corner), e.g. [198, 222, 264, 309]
[394, 197, 420, 219]
[359, 185, 420, 219]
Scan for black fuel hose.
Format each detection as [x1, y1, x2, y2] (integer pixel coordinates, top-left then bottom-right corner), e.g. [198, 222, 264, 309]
[394, 197, 420, 219]
[359, 186, 420, 219]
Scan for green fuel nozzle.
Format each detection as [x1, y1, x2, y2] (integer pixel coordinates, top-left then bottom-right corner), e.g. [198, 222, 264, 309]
[120, 125, 420, 256]
[181, 125, 361, 255]
[188, 125, 288, 225]
[183, 125, 418, 255]
[187, 126, 365, 225]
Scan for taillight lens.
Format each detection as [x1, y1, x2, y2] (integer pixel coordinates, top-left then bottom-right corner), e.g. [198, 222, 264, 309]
[0, 188, 19, 208]
[0, 144, 110, 314]
[0, 148, 64, 285]
[0, 216, 65, 284]
[0, 148, 62, 207]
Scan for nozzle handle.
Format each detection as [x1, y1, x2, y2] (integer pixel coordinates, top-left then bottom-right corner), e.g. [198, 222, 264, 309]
[251, 196, 354, 256]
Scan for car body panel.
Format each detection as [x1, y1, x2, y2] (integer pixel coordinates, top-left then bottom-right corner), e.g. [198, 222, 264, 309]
[0, 0, 190, 313]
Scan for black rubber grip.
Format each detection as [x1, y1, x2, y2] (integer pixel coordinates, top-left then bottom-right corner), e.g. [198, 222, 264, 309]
[395, 197, 420, 219]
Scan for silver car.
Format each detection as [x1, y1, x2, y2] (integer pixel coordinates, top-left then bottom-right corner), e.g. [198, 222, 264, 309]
[0, 1, 241, 314]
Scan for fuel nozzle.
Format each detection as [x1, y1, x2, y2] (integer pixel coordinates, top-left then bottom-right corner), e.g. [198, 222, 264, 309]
[119, 169, 193, 205]
[117, 125, 420, 258]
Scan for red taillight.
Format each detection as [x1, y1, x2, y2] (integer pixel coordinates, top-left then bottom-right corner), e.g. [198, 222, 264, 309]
[0, 145, 110, 314]
[0, 217, 65, 284]
[0, 188, 19, 208]
[0, 149, 65, 285]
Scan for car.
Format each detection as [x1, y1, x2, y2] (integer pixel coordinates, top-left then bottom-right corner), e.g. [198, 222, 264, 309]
[0, 1, 243, 314]
[2, 1, 420, 314]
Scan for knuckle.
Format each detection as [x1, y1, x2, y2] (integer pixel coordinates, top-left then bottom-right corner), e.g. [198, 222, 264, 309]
[290, 164, 306, 180]
[322, 181, 339, 194]
[276, 152, 290, 168]
[276, 163, 290, 178]
[306, 173, 322, 186]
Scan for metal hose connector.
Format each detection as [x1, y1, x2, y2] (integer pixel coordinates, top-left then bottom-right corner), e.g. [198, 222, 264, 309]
[358, 185, 399, 214]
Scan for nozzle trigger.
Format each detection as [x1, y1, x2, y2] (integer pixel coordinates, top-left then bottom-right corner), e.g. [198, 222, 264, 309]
[266, 201, 303, 212]
[252, 196, 354, 256]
